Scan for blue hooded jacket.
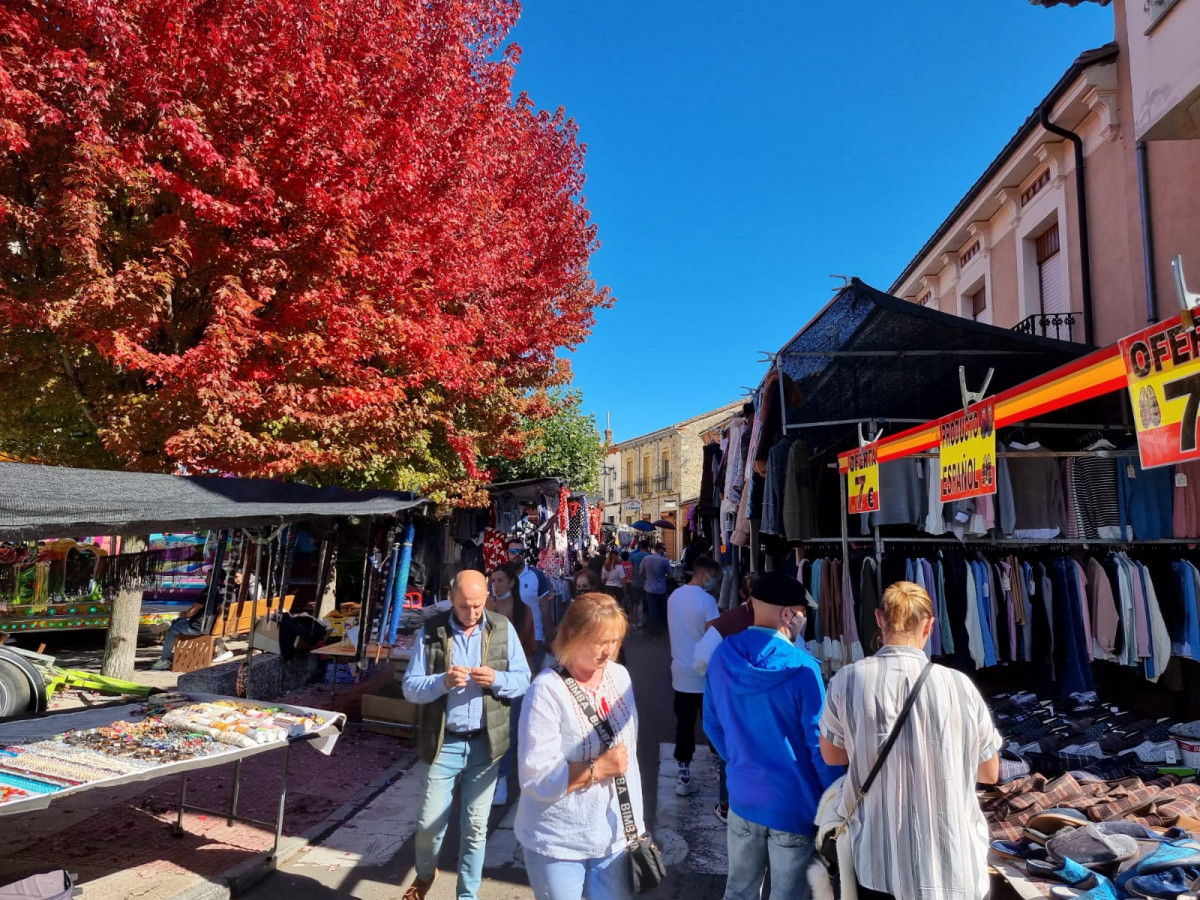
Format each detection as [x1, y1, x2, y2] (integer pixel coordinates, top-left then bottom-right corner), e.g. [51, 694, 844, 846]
[704, 626, 841, 834]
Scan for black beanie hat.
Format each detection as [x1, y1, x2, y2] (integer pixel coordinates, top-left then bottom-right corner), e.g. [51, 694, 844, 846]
[749, 571, 806, 607]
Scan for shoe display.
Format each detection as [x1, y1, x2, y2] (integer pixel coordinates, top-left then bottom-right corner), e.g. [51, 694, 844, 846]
[492, 777, 508, 806]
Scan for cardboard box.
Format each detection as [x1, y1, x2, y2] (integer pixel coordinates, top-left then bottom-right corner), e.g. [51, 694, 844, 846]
[361, 681, 418, 726]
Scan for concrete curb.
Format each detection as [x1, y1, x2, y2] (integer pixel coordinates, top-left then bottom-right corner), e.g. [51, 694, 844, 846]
[167, 742, 420, 899]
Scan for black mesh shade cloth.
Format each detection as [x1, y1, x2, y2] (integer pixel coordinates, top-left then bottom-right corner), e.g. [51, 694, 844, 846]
[0, 462, 430, 540]
[775, 279, 1093, 453]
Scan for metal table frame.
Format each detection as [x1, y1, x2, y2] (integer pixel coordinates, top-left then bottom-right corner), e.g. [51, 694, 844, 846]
[172, 741, 293, 859]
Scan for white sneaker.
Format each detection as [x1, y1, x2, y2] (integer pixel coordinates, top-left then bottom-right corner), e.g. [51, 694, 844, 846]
[492, 777, 508, 806]
[151, 659, 172, 671]
[675, 765, 697, 796]
[212, 650, 234, 663]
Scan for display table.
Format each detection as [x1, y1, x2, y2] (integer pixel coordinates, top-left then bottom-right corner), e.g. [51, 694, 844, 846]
[0, 694, 344, 858]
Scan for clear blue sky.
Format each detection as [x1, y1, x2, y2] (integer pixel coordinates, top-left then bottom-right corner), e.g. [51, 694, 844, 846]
[507, 2, 1115, 443]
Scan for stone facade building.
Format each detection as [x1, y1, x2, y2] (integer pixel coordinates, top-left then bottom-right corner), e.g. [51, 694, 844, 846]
[603, 402, 740, 558]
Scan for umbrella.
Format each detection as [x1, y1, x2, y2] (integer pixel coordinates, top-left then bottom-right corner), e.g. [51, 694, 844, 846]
[652, 519, 676, 530]
[630, 520, 656, 532]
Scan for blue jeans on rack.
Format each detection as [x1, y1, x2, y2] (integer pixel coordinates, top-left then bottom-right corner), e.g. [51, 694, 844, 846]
[415, 733, 499, 900]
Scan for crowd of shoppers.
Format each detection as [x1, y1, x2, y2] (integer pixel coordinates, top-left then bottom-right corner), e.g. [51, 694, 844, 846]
[399, 547, 1000, 900]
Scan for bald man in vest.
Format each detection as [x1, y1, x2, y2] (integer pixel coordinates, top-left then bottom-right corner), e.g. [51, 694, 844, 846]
[402, 570, 532, 900]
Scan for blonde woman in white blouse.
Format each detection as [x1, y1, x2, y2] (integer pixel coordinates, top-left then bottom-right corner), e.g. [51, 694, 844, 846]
[516, 592, 644, 900]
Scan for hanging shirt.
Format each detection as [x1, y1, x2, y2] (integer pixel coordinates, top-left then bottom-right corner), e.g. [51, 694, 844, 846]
[1084, 557, 1120, 659]
[1173, 461, 1200, 539]
[964, 561, 983, 668]
[1119, 460, 1174, 540]
[1136, 561, 1171, 682]
[1006, 442, 1068, 538]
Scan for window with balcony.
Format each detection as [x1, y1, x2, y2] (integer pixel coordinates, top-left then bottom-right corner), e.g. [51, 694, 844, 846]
[661, 450, 670, 483]
[1037, 223, 1065, 315]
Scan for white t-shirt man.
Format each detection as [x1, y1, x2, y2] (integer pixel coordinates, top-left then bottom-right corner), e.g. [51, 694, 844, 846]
[516, 565, 546, 642]
[668, 584, 719, 694]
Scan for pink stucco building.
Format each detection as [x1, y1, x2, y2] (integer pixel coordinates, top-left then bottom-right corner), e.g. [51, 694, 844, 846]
[891, 0, 1200, 348]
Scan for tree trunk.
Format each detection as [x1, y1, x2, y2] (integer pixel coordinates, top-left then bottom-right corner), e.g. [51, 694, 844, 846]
[101, 534, 147, 680]
[317, 541, 338, 618]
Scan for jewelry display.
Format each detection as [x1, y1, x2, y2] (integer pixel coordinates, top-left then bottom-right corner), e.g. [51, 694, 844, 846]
[0, 698, 326, 806]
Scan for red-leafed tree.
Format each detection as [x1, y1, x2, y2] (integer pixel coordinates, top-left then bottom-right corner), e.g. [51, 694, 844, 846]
[0, 0, 609, 502]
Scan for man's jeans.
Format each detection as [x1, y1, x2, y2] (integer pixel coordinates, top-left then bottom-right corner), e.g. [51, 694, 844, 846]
[724, 808, 814, 900]
[160, 616, 203, 661]
[415, 734, 499, 900]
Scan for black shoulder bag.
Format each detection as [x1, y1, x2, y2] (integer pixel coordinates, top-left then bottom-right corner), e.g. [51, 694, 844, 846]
[819, 661, 934, 882]
[556, 668, 666, 893]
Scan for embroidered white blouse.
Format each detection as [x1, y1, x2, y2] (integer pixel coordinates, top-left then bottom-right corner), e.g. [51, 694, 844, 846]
[515, 663, 645, 861]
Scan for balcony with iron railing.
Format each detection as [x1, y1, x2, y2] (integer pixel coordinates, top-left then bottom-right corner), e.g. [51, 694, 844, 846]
[652, 473, 672, 492]
[1012, 311, 1082, 343]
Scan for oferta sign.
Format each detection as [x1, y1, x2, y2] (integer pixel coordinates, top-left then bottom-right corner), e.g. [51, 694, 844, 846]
[938, 399, 996, 502]
[846, 443, 880, 515]
[1119, 315, 1200, 469]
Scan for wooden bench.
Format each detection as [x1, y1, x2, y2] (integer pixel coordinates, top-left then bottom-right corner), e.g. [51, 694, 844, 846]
[171, 594, 295, 673]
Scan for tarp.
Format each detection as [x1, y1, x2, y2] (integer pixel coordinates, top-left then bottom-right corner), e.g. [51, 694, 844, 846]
[0, 462, 430, 540]
[775, 278, 1090, 453]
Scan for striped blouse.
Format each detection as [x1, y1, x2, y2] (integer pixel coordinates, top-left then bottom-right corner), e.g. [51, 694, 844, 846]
[819, 646, 1001, 900]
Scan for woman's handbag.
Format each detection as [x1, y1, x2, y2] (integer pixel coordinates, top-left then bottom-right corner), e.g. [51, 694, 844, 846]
[556, 668, 667, 893]
[815, 661, 934, 898]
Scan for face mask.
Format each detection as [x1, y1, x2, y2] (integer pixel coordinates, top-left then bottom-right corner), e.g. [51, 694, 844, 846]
[701, 578, 717, 592]
[786, 611, 806, 641]
[493, 590, 512, 601]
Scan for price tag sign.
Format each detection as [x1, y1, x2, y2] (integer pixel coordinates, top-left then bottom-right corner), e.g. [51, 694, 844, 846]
[1119, 315, 1200, 469]
[846, 443, 880, 515]
[938, 399, 996, 502]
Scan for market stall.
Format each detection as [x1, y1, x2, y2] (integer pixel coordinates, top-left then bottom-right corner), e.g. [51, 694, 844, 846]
[700, 277, 1200, 897]
[0, 461, 433, 712]
[0, 692, 344, 857]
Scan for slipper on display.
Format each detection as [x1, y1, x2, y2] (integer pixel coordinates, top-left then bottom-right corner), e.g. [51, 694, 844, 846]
[1046, 873, 1120, 899]
[991, 839, 1049, 863]
[1028, 856, 1108, 886]
[1025, 809, 1091, 843]
[1041, 824, 1139, 867]
[1115, 841, 1200, 892]
[1125, 866, 1200, 898]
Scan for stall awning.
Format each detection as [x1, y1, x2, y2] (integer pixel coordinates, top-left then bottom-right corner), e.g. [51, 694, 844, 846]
[837, 341, 1129, 471]
[776, 279, 1090, 452]
[0, 462, 431, 540]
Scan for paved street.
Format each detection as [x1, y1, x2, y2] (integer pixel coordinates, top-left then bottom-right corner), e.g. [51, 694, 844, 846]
[242, 630, 730, 900]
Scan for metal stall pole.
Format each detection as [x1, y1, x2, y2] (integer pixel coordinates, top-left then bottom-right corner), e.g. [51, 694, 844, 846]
[272, 742, 292, 859]
[228, 758, 242, 827]
[387, 520, 418, 644]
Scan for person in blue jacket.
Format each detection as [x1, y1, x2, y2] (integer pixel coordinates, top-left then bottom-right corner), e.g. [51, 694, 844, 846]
[704, 571, 841, 900]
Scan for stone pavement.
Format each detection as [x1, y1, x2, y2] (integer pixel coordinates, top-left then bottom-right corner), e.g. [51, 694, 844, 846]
[241, 628, 732, 900]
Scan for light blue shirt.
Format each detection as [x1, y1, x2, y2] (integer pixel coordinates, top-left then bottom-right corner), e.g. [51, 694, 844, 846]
[403, 613, 531, 732]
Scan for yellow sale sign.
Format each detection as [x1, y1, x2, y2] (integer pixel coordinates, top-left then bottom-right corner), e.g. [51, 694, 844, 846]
[939, 399, 996, 502]
[846, 444, 880, 514]
[1119, 315, 1200, 469]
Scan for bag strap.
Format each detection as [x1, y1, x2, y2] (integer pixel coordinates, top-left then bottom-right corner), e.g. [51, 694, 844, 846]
[556, 668, 640, 847]
[835, 660, 934, 837]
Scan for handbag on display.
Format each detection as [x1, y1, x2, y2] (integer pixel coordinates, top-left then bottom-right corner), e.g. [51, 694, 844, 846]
[556, 668, 666, 893]
[812, 661, 934, 899]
